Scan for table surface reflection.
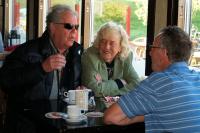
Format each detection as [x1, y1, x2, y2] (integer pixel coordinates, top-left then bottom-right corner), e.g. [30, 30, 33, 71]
[5, 98, 144, 133]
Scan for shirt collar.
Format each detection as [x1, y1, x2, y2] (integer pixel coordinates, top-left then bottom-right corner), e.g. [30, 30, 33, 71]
[167, 61, 188, 71]
[49, 38, 59, 54]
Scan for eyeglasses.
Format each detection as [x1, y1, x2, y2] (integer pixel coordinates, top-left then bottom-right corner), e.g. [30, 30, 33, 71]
[54, 23, 79, 30]
[148, 45, 164, 49]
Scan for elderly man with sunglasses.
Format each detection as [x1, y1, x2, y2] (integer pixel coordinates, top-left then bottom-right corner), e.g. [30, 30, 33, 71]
[0, 5, 82, 103]
[104, 26, 200, 133]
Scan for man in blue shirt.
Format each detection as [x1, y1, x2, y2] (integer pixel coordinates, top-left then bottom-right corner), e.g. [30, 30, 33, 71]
[104, 26, 200, 133]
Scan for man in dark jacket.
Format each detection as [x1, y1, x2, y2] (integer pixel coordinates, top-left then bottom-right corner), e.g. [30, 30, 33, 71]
[0, 4, 83, 133]
[0, 4, 82, 102]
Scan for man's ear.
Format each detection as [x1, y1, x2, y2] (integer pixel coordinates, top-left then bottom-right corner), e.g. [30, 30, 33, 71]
[163, 49, 171, 63]
[163, 49, 168, 57]
[49, 23, 56, 33]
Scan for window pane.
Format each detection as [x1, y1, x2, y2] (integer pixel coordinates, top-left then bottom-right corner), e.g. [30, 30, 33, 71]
[43, 0, 82, 43]
[190, 0, 200, 68]
[8, 0, 27, 46]
[92, 0, 148, 79]
[180, 0, 200, 68]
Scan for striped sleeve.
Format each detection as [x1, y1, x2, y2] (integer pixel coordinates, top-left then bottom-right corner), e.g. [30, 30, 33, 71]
[118, 78, 157, 118]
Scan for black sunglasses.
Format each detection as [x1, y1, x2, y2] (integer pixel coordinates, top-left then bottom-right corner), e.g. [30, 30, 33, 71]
[54, 23, 79, 30]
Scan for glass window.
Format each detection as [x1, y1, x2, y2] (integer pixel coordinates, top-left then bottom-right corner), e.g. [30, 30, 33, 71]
[8, 0, 27, 46]
[42, 0, 82, 44]
[179, 0, 200, 69]
[91, 0, 148, 79]
[190, 0, 200, 68]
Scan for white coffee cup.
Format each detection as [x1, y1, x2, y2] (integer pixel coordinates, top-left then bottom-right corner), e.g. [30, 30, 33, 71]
[67, 105, 81, 119]
[64, 90, 76, 104]
[75, 89, 89, 111]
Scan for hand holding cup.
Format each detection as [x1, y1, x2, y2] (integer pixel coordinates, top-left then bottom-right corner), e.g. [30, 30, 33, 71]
[42, 53, 66, 72]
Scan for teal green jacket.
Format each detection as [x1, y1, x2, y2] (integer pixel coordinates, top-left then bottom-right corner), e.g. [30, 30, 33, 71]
[81, 46, 140, 97]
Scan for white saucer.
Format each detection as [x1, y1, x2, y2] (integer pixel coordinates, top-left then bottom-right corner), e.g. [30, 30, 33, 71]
[63, 98, 69, 103]
[45, 112, 68, 119]
[85, 111, 104, 117]
[65, 115, 87, 124]
[62, 98, 75, 105]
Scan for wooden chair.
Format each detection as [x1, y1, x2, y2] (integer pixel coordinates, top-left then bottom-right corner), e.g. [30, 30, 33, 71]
[130, 37, 146, 60]
[0, 88, 7, 129]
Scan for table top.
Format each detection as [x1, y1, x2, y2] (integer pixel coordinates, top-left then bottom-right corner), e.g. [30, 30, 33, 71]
[5, 98, 145, 133]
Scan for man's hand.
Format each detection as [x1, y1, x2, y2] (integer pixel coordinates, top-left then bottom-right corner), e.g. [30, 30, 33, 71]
[104, 103, 144, 125]
[75, 85, 87, 90]
[42, 54, 66, 72]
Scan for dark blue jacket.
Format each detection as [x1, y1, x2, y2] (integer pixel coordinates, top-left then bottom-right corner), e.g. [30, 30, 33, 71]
[0, 31, 83, 102]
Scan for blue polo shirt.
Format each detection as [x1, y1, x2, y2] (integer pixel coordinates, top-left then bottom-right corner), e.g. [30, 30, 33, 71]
[118, 62, 200, 133]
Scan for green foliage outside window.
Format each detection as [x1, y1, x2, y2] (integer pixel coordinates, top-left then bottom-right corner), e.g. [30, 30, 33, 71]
[94, 0, 147, 40]
[191, 0, 200, 33]
[192, 11, 200, 32]
[94, 2, 127, 33]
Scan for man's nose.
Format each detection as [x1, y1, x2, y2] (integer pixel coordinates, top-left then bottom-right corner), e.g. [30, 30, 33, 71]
[71, 28, 77, 33]
[70, 29, 77, 37]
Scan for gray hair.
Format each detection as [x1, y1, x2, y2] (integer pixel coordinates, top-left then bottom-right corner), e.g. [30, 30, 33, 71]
[46, 4, 77, 29]
[93, 21, 131, 59]
[159, 26, 192, 63]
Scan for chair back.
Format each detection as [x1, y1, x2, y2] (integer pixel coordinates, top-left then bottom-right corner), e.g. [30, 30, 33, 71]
[0, 32, 4, 52]
[0, 89, 6, 129]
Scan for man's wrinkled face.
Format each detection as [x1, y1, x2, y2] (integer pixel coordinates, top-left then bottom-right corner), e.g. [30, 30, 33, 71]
[99, 30, 121, 63]
[50, 11, 78, 52]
